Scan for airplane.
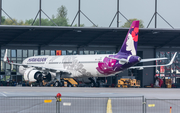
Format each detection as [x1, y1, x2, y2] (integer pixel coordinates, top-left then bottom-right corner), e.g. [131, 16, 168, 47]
[3, 20, 177, 87]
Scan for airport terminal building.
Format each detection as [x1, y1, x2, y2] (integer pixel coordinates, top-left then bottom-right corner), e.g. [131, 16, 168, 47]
[0, 25, 180, 87]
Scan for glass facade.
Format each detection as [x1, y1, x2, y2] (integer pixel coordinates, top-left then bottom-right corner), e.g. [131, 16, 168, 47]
[156, 51, 180, 84]
[0, 49, 115, 83]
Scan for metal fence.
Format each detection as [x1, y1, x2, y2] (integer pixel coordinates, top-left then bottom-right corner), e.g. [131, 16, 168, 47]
[1, 96, 180, 113]
[145, 99, 180, 113]
[0, 96, 56, 113]
[0, 96, 144, 113]
[57, 96, 144, 113]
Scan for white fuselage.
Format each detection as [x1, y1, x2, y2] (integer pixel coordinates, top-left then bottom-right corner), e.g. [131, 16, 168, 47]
[19, 54, 117, 78]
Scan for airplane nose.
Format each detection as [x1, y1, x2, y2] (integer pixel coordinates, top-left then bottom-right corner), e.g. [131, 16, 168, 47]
[138, 57, 141, 62]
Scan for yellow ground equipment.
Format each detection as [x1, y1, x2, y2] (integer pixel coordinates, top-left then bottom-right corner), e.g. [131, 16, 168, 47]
[42, 81, 47, 86]
[117, 78, 140, 88]
[64, 78, 78, 87]
[64, 81, 67, 87]
[165, 79, 172, 88]
[42, 80, 53, 86]
[42, 78, 78, 87]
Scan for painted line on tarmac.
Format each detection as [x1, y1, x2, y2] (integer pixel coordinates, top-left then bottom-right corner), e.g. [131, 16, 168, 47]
[3, 92, 8, 94]
[106, 98, 112, 113]
[0, 92, 7, 97]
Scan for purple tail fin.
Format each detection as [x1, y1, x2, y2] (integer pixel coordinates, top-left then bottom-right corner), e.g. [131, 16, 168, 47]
[118, 21, 139, 55]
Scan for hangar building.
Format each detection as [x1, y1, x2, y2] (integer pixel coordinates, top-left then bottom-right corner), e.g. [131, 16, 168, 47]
[0, 0, 179, 87]
[0, 25, 180, 87]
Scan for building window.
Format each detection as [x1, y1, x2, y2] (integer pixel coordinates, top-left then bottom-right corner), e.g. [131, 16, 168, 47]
[73, 51, 77, 55]
[51, 50, 55, 55]
[23, 50, 27, 57]
[1, 49, 5, 58]
[100, 51, 105, 54]
[90, 51, 94, 54]
[45, 50, 50, 55]
[41, 50, 44, 55]
[17, 50, 22, 57]
[34, 50, 38, 56]
[84, 51, 89, 55]
[94, 51, 100, 54]
[11, 50, 16, 57]
[62, 51, 66, 55]
[28, 50, 33, 57]
[79, 51, 83, 55]
[7, 49, 10, 57]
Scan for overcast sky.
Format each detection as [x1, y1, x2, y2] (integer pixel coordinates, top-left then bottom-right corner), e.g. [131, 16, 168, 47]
[2, 0, 180, 28]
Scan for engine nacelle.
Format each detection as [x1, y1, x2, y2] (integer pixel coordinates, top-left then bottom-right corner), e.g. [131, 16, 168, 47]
[24, 69, 42, 82]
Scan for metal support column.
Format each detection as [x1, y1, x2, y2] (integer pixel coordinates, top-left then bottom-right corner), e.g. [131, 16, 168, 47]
[39, 0, 42, 26]
[155, 0, 157, 28]
[0, 0, 2, 25]
[147, 0, 174, 29]
[77, 47, 79, 55]
[117, 0, 119, 27]
[71, 0, 97, 27]
[78, 0, 80, 27]
[38, 46, 41, 55]
[32, 0, 57, 26]
[109, 0, 129, 27]
[153, 48, 156, 84]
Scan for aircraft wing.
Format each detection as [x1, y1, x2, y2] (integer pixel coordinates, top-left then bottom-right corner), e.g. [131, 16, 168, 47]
[9, 62, 71, 74]
[129, 52, 177, 69]
[3, 49, 71, 74]
[140, 57, 168, 62]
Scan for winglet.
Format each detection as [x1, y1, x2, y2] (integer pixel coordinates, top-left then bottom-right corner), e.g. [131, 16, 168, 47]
[167, 52, 177, 66]
[3, 49, 10, 64]
[3, 49, 8, 62]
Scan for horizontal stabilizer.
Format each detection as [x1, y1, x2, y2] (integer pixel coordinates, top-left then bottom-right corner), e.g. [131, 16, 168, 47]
[130, 52, 177, 69]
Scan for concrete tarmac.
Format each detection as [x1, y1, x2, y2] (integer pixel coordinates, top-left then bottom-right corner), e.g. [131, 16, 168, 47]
[0, 87, 180, 99]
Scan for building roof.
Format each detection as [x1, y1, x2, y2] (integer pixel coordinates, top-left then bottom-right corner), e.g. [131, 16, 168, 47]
[0, 25, 179, 48]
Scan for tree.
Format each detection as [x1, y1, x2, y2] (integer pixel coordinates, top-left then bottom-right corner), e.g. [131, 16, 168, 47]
[52, 5, 69, 26]
[1, 17, 28, 25]
[25, 18, 33, 25]
[73, 24, 85, 27]
[2, 18, 18, 25]
[25, 5, 69, 26]
[1, 16, 5, 24]
[18, 20, 29, 25]
[57, 5, 67, 18]
[121, 18, 144, 28]
[1, 5, 72, 26]
[25, 18, 52, 26]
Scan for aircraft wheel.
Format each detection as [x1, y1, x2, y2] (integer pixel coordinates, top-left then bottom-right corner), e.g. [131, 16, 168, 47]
[55, 81, 59, 87]
[91, 82, 95, 87]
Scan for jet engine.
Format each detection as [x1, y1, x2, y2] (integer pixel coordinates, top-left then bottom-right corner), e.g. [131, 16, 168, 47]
[24, 69, 43, 82]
